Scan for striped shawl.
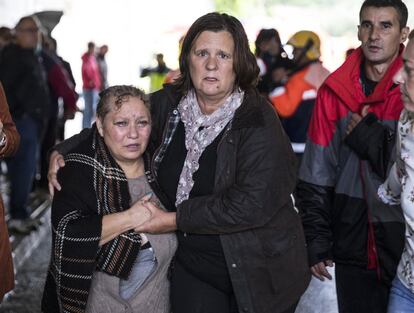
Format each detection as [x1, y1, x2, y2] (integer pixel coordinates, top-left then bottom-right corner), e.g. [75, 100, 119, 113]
[42, 125, 142, 313]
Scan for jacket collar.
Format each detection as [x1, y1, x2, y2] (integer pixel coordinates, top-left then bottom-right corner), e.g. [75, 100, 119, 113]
[231, 89, 264, 130]
[324, 44, 403, 113]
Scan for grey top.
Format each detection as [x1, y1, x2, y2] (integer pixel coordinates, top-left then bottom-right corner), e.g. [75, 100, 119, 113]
[85, 175, 177, 313]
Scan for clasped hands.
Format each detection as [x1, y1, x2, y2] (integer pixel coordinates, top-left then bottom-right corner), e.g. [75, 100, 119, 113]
[128, 194, 177, 234]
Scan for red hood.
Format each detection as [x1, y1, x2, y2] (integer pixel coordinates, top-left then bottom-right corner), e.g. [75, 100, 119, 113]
[324, 44, 404, 113]
[82, 52, 94, 61]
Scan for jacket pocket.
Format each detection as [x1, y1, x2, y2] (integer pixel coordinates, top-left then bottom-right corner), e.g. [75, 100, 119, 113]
[255, 227, 298, 257]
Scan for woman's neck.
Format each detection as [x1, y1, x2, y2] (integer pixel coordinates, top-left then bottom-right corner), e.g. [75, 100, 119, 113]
[196, 92, 233, 115]
[119, 158, 145, 179]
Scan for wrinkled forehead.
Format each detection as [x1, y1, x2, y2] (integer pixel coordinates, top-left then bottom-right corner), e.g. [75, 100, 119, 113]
[109, 95, 149, 113]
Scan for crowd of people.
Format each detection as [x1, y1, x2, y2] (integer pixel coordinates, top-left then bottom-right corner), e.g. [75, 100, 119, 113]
[1, 0, 414, 312]
[0, 18, 110, 236]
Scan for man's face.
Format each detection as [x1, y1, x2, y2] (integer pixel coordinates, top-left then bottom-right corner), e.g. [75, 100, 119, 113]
[358, 6, 408, 66]
[394, 39, 414, 112]
[15, 19, 40, 49]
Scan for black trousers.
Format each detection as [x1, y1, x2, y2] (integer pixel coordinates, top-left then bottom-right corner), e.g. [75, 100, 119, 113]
[171, 260, 299, 313]
[335, 263, 390, 313]
[171, 261, 238, 313]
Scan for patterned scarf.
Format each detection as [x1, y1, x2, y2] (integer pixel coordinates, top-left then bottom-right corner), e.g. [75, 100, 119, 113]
[176, 89, 244, 206]
[44, 125, 142, 313]
[92, 126, 142, 274]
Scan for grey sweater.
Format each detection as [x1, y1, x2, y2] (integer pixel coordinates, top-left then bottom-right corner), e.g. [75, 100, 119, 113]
[85, 176, 177, 313]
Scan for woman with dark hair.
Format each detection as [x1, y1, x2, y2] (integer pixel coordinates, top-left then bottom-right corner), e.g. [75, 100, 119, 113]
[138, 12, 309, 313]
[255, 28, 291, 95]
[49, 12, 310, 313]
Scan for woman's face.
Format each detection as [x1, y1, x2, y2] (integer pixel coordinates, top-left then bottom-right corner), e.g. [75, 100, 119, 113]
[96, 97, 151, 168]
[15, 19, 40, 49]
[189, 30, 236, 107]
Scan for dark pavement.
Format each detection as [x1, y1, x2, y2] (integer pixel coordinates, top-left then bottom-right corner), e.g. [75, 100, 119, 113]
[1, 233, 50, 313]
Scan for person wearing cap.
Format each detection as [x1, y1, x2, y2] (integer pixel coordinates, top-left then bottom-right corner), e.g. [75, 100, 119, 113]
[296, 0, 409, 312]
[270, 30, 330, 156]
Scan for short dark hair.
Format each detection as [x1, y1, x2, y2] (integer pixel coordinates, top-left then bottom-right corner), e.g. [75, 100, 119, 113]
[359, 0, 408, 29]
[87, 41, 95, 50]
[0, 27, 13, 41]
[97, 85, 150, 120]
[255, 28, 281, 57]
[175, 12, 259, 93]
[409, 30, 414, 40]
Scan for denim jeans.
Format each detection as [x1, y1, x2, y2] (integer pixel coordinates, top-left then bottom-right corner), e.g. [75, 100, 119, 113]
[82, 89, 99, 129]
[388, 276, 414, 313]
[6, 115, 40, 219]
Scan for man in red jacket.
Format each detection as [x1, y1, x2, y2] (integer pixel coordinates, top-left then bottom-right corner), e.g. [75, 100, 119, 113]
[296, 0, 410, 312]
[81, 41, 101, 129]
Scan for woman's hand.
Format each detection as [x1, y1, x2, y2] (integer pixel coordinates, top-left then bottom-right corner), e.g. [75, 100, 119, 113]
[100, 196, 153, 246]
[48, 150, 65, 196]
[134, 201, 177, 234]
[128, 194, 153, 228]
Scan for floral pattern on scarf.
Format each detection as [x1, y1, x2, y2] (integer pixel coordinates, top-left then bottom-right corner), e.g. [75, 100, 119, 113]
[175, 89, 244, 206]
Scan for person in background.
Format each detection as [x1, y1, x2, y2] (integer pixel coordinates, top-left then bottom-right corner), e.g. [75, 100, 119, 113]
[0, 27, 13, 52]
[0, 82, 20, 302]
[38, 33, 78, 190]
[97, 44, 109, 91]
[81, 41, 101, 129]
[140, 53, 170, 92]
[378, 29, 414, 313]
[296, 0, 409, 312]
[164, 35, 185, 84]
[254, 28, 292, 96]
[48, 12, 310, 313]
[46, 36, 78, 141]
[270, 30, 330, 156]
[42, 85, 177, 313]
[0, 15, 50, 234]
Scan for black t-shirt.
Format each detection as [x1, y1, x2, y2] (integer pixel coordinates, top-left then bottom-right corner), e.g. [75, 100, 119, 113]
[157, 121, 233, 293]
[360, 62, 378, 97]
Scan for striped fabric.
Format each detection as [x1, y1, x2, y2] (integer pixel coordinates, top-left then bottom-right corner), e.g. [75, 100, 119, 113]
[42, 126, 142, 313]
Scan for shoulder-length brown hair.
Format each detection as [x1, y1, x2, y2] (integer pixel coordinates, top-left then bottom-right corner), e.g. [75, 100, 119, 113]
[174, 12, 259, 94]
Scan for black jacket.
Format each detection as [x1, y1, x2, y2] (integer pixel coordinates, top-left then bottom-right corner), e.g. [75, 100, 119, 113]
[0, 44, 50, 126]
[151, 85, 310, 313]
[297, 48, 405, 286]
